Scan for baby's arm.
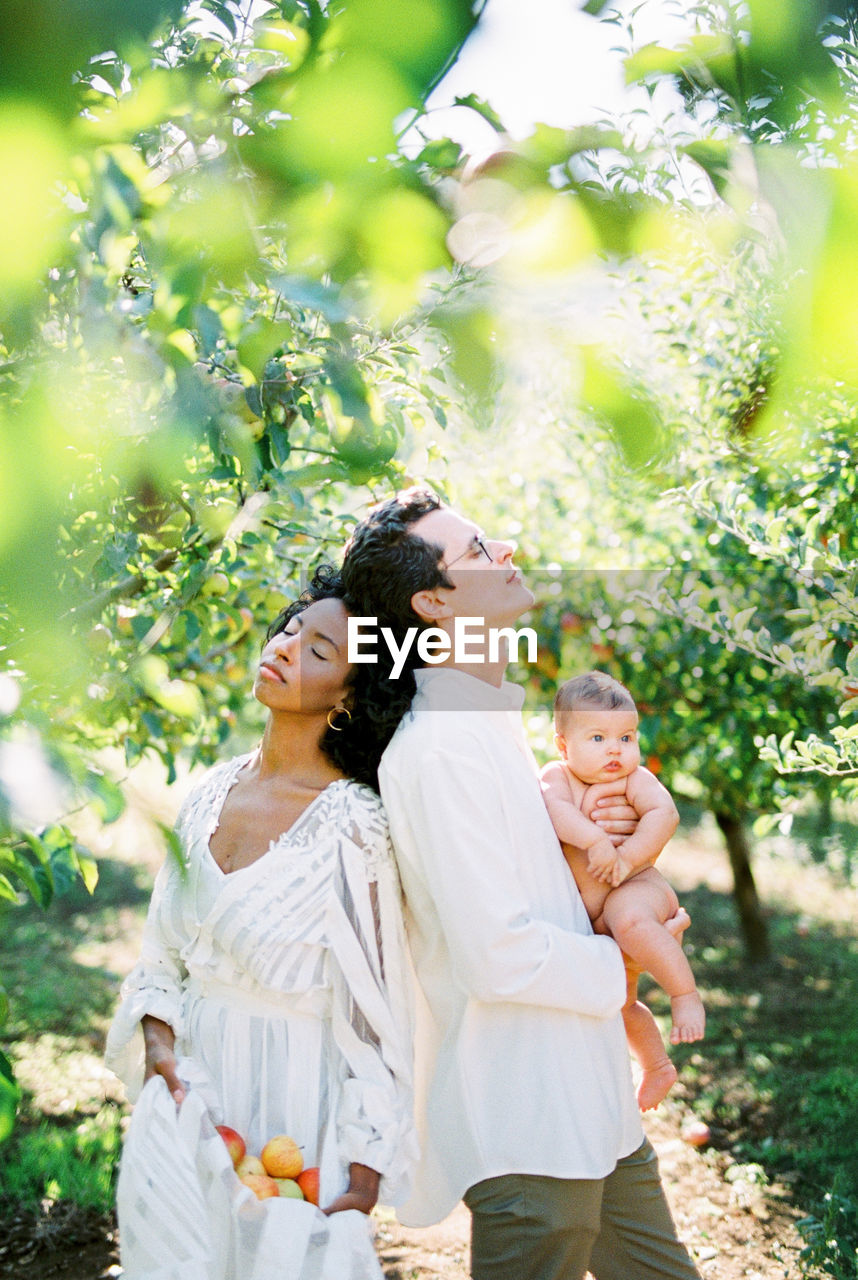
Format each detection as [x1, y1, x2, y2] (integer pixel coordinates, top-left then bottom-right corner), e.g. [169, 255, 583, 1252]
[539, 761, 619, 878]
[607, 767, 679, 887]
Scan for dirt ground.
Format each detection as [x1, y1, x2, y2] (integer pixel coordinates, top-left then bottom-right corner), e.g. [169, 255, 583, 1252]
[376, 1098, 807, 1279]
[0, 798, 829, 1280]
[0, 1097, 806, 1280]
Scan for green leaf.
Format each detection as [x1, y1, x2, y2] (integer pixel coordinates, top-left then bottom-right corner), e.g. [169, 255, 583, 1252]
[733, 605, 757, 633]
[0, 1049, 19, 1144]
[199, 0, 237, 37]
[452, 93, 506, 133]
[0, 874, 19, 904]
[86, 771, 125, 824]
[271, 275, 350, 324]
[416, 138, 463, 170]
[237, 319, 295, 383]
[681, 139, 733, 197]
[624, 43, 688, 85]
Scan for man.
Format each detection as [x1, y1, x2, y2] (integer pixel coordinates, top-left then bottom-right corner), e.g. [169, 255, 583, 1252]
[342, 488, 700, 1280]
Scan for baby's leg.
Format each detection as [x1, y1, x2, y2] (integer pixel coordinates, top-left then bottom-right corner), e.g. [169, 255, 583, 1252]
[621, 963, 677, 1110]
[603, 870, 705, 1045]
[623, 999, 677, 1111]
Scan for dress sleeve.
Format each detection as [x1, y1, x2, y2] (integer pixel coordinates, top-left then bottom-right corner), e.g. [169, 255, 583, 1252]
[325, 786, 419, 1208]
[104, 831, 191, 1100]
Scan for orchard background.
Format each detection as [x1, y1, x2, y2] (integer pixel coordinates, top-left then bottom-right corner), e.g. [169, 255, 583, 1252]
[1, 0, 857, 1275]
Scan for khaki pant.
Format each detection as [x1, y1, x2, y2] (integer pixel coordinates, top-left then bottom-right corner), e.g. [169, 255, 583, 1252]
[463, 1139, 700, 1280]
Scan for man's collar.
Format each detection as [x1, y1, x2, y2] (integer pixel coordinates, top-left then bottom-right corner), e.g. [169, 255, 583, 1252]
[414, 666, 526, 712]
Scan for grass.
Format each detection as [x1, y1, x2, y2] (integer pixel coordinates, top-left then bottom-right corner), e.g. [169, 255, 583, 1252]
[0, 849, 151, 1216]
[0, 1107, 123, 1210]
[0, 792, 857, 1275]
[645, 804, 858, 1279]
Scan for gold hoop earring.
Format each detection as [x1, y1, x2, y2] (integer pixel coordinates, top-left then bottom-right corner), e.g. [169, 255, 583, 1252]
[326, 705, 352, 731]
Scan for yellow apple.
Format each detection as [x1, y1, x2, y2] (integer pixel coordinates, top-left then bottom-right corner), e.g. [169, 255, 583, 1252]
[261, 1134, 303, 1179]
[236, 1154, 266, 1178]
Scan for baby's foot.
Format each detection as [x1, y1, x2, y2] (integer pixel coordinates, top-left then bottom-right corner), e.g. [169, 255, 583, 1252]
[665, 907, 691, 944]
[669, 992, 706, 1044]
[637, 1061, 678, 1112]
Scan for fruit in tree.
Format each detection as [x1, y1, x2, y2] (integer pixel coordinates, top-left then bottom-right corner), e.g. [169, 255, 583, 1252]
[273, 1178, 304, 1199]
[560, 612, 584, 635]
[296, 1167, 320, 1206]
[216, 1125, 246, 1168]
[236, 1154, 266, 1178]
[240, 1172, 280, 1200]
[202, 571, 230, 598]
[261, 1134, 303, 1179]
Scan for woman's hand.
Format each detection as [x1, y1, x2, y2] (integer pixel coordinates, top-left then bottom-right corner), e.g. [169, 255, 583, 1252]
[141, 1014, 185, 1105]
[322, 1162, 381, 1216]
[582, 779, 639, 846]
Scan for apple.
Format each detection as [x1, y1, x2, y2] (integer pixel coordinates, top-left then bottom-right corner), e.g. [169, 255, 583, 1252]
[236, 1154, 266, 1178]
[202, 571, 231, 598]
[273, 1178, 304, 1200]
[560, 612, 584, 635]
[261, 1134, 303, 1179]
[240, 1172, 280, 1200]
[681, 1119, 711, 1147]
[296, 1167, 320, 1207]
[216, 1125, 246, 1168]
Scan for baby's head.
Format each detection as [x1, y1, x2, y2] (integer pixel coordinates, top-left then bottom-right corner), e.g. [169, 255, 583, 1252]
[553, 671, 641, 786]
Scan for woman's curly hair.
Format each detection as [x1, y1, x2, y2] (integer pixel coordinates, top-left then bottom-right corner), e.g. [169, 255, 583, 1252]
[265, 565, 412, 793]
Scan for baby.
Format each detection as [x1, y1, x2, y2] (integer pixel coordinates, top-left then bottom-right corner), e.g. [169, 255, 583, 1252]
[540, 671, 705, 1111]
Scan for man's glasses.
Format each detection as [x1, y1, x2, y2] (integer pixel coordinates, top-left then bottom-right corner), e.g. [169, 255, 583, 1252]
[442, 537, 494, 570]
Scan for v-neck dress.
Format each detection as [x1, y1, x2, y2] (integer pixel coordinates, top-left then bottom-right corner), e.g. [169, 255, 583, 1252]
[105, 753, 417, 1280]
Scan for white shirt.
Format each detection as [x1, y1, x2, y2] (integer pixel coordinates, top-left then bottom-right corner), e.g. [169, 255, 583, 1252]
[379, 667, 643, 1226]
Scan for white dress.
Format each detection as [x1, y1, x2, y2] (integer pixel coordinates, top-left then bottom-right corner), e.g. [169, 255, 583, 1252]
[105, 753, 418, 1280]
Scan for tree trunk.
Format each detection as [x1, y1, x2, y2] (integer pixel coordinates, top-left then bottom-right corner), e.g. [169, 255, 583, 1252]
[714, 810, 770, 962]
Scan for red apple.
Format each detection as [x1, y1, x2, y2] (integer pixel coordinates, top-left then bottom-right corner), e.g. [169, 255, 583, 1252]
[681, 1120, 711, 1147]
[295, 1167, 320, 1206]
[240, 1172, 280, 1200]
[216, 1125, 246, 1168]
[261, 1134, 303, 1179]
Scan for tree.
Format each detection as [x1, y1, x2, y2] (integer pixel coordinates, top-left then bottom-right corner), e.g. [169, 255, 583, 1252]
[0, 0, 490, 1141]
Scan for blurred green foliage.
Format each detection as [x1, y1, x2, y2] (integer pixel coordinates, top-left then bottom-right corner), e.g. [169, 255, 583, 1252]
[2, 0, 858, 1175]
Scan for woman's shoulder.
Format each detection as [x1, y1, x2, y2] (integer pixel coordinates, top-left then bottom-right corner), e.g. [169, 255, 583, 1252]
[176, 753, 253, 831]
[186, 752, 251, 799]
[326, 777, 386, 824]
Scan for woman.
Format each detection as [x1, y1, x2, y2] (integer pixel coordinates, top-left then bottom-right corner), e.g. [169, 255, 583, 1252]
[105, 569, 417, 1280]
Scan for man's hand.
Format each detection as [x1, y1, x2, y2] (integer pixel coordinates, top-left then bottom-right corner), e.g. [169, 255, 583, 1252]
[322, 1162, 380, 1216]
[141, 1014, 185, 1105]
[582, 779, 639, 846]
